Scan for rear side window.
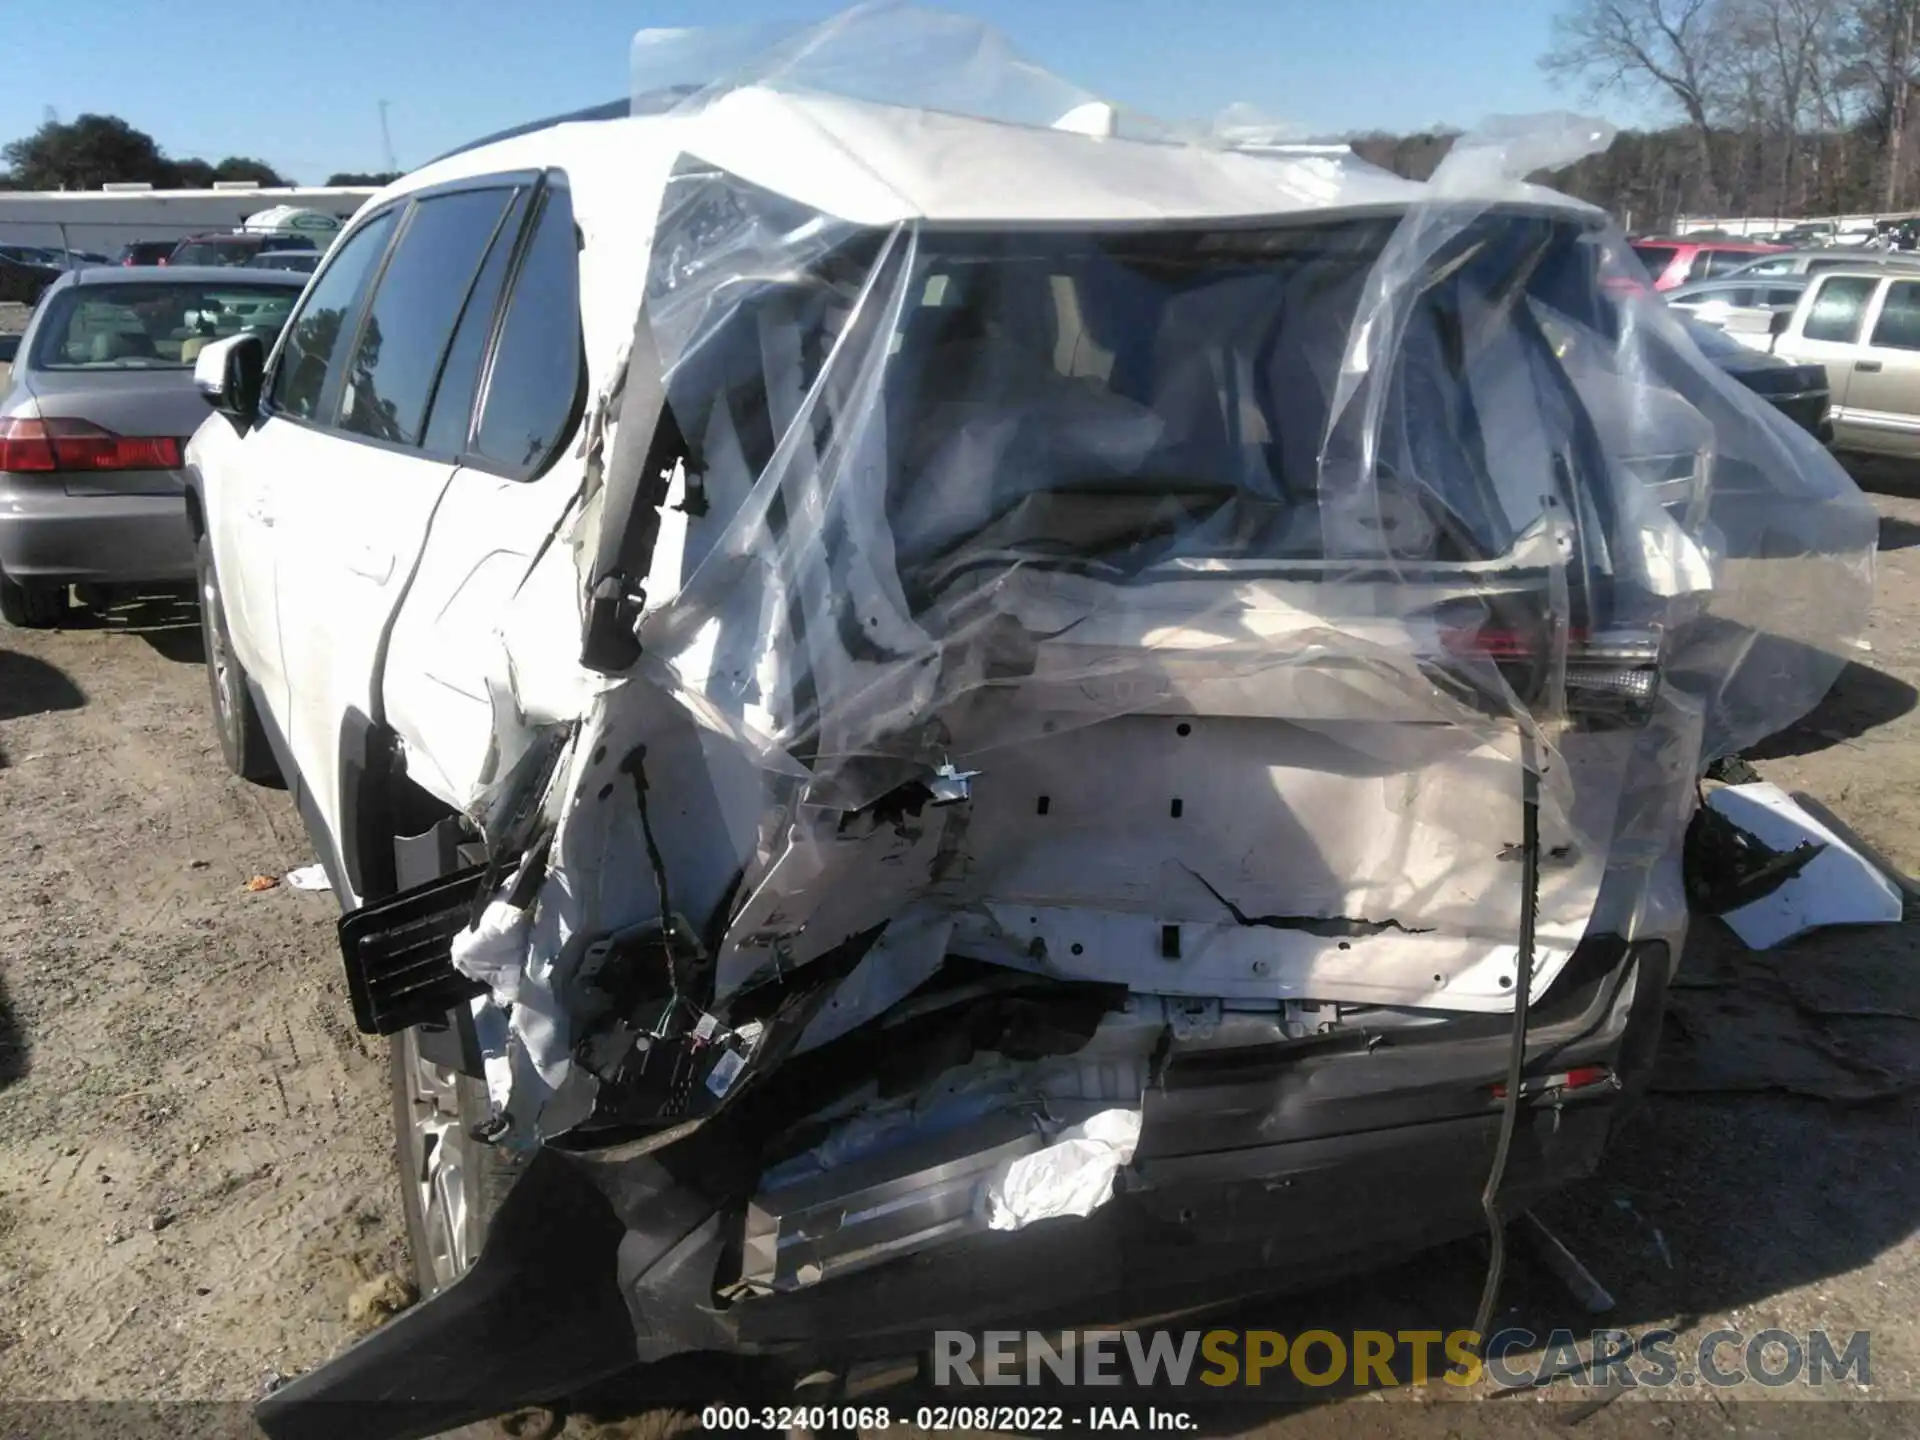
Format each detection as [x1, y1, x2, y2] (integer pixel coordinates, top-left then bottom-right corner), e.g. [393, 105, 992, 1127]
[338, 187, 516, 446]
[1630, 244, 1677, 278]
[422, 189, 530, 455]
[1802, 276, 1877, 343]
[1870, 280, 1920, 351]
[470, 184, 581, 475]
[1695, 250, 1752, 279]
[269, 211, 397, 422]
[1745, 256, 1794, 276]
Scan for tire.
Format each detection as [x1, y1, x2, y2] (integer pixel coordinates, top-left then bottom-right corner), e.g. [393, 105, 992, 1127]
[194, 534, 279, 783]
[0, 572, 68, 628]
[391, 1020, 523, 1297]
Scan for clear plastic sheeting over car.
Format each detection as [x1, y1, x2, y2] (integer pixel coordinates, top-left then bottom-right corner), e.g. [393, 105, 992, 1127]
[458, 1, 1876, 1157]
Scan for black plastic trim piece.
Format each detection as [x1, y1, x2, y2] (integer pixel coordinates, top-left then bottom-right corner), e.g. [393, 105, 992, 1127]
[338, 707, 399, 902]
[337, 864, 491, 1035]
[252, 1151, 635, 1440]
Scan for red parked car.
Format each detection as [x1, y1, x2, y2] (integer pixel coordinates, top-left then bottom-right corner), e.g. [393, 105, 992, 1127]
[1630, 237, 1785, 290]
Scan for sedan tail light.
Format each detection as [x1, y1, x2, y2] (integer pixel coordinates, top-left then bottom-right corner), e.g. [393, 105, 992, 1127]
[1437, 605, 1664, 727]
[0, 418, 184, 473]
[1491, 1064, 1615, 1100]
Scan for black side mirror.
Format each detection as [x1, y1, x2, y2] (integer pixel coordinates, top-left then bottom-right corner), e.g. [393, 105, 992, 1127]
[192, 332, 265, 423]
[1769, 308, 1792, 337]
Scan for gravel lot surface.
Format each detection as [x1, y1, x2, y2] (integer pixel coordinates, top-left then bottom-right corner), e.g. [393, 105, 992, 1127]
[2, 287, 1918, 1435]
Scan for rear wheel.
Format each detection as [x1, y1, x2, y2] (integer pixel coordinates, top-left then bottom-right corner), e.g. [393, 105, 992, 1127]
[194, 535, 278, 782]
[391, 1021, 521, 1297]
[0, 572, 67, 628]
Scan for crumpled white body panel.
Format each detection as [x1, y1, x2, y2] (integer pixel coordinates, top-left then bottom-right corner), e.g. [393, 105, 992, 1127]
[408, 5, 1877, 1144]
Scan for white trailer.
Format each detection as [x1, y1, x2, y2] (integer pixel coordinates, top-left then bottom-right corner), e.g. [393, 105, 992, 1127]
[0, 184, 377, 259]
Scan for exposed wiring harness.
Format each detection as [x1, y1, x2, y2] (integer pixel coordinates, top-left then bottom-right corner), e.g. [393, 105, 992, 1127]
[1467, 735, 1542, 1356]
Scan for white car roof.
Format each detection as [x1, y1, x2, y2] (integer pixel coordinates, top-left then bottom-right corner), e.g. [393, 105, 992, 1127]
[366, 87, 1600, 409]
[385, 87, 1592, 233]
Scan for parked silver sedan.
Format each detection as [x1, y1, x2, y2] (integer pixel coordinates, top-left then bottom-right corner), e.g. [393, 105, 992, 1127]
[0, 266, 304, 626]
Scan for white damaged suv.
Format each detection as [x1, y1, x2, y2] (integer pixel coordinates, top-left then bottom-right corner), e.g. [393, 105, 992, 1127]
[183, 11, 1874, 1437]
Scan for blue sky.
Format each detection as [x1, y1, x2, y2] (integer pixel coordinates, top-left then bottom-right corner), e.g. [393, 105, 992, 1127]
[4, 0, 1605, 184]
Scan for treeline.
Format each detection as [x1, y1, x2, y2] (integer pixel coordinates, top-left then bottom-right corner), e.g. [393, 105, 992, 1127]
[0, 113, 404, 192]
[1351, 124, 1895, 228]
[1424, 0, 1920, 226]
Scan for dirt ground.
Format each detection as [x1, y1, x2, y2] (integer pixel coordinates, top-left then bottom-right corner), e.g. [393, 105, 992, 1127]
[3, 475, 1920, 1433]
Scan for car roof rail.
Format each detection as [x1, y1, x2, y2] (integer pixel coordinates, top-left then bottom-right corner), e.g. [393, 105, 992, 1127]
[425, 88, 700, 169]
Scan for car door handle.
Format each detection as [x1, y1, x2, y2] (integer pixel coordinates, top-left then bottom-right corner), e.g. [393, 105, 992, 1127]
[1856, 359, 1884, 372]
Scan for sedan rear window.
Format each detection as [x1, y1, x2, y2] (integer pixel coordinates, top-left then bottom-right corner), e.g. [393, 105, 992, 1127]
[1694, 248, 1759, 279]
[31, 282, 300, 369]
[169, 236, 315, 266]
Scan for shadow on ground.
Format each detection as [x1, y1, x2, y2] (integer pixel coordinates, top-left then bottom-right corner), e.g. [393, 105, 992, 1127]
[0, 973, 24, 1091]
[0, 647, 86, 769]
[1881, 513, 1920, 553]
[0, 648, 85, 724]
[67, 584, 203, 664]
[1745, 659, 1918, 760]
[1843, 452, 1920, 498]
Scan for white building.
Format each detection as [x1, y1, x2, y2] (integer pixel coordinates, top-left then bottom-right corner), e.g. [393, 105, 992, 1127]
[0, 183, 378, 257]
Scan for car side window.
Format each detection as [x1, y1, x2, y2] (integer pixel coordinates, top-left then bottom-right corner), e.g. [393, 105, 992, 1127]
[267, 211, 397, 421]
[1802, 276, 1877, 343]
[337, 187, 517, 447]
[1870, 280, 1920, 351]
[1765, 286, 1803, 308]
[421, 189, 530, 456]
[469, 184, 581, 476]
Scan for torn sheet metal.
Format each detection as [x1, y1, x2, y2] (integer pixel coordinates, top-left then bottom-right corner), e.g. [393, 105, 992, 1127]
[443, 3, 1877, 1146]
[1704, 784, 1902, 949]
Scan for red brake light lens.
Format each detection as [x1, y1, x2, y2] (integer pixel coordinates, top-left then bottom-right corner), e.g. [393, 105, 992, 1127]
[1491, 1064, 1613, 1100]
[0, 418, 184, 473]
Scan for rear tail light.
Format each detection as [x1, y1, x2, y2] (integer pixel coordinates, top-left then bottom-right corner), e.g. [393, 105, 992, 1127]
[0, 418, 184, 473]
[1491, 1064, 1614, 1100]
[1438, 609, 1663, 727]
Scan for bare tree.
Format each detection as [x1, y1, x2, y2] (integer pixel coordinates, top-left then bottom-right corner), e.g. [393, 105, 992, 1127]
[1543, 0, 1737, 204]
[1729, 0, 1845, 205]
[1844, 0, 1920, 206]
